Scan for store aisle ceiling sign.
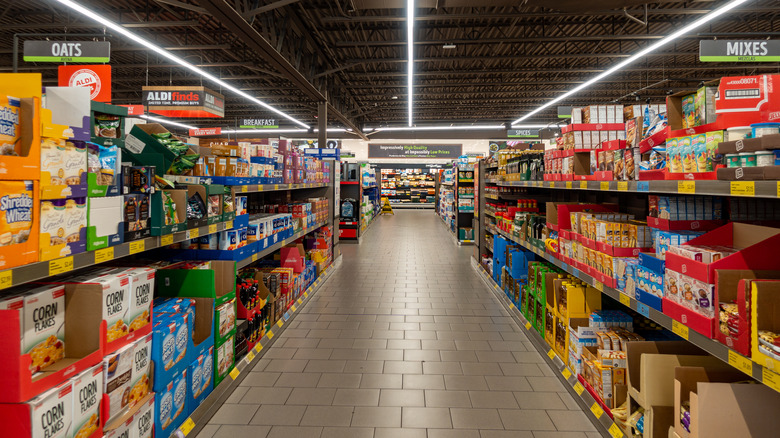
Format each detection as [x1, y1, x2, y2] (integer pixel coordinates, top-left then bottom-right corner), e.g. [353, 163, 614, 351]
[188, 127, 222, 137]
[240, 118, 278, 128]
[23, 40, 110, 62]
[142, 86, 225, 118]
[368, 144, 462, 159]
[58, 64, 111, 102]
[508, 129, 540, 138]
[700, 40, 780, 62]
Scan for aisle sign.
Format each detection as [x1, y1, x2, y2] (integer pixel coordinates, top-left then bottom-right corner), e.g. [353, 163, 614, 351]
[24, 41, 110, 63]
[368, 144, 462, 159]
[507, 129, 540, 138]
[58, 65, 112, 102]
[700, 40, 780, 62]
[240, 118, 278, 128]
[142, 85, 225, 118]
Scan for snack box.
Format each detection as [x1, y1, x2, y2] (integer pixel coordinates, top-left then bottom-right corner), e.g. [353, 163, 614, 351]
[750, 280, 780, 373]
[39, 138, 89, 200]
[39, 197, 88, 262]
[154, 367, 188, 438]
[150, 189, 187, 236]
[214, 335, 235, 386]
[121, 193, 151, 242]
[0, 75, 46, 180]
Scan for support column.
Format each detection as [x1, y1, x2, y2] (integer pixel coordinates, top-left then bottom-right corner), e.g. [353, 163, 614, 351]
[318, 101, 327, 148]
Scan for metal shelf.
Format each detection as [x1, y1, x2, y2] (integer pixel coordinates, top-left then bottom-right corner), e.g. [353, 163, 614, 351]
[164, 175, 329, 194]
[491, 227, 780, 395]
[174, 258, 341, 438]
[236, 221, 329, 269]
[0, 220, 235, 292]
[472, 260, 622, 438]
[485, 178, 780, 199]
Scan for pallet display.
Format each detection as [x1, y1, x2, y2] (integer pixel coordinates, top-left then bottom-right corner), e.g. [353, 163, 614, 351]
[338, 162, 379, 243]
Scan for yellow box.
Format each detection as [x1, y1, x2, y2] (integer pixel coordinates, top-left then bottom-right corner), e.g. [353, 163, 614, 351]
[751, 280, 780, 372]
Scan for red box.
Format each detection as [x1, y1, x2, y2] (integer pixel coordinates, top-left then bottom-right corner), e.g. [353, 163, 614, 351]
[665, 223, 780, 284]
[0, 384, 103, 438]
[593, 171, 614, 181]
[638, 127, 670, 154]
[601, 140, 626, 151]
[597, 241, 649, 257]
[646, 216, 725, 232]
[281, 246, 305, 273]
[663, 296, 715, 338]
[561, 123, 625, 133]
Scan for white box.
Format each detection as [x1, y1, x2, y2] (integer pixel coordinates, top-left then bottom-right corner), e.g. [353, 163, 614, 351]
[571, 108, 582, 124]
[31, 381, 72, 438]
[591, 131, 601, 146]
[117, 267, 154, 333]
[129, 333, 152, 407]
[72, 364, 103, 438]
[131, 396, 154, 438]
[103, 342, 134, 422]
[24, 285, 66, 373]
[88, 196, 123, 238]
[598, 105, 608, 123]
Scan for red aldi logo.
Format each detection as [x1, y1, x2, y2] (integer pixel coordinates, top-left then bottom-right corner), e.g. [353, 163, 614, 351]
[58, 65, 111, 102]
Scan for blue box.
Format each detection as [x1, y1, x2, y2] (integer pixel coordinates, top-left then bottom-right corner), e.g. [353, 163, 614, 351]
[154, 367, 188, 438]
[187, 345, 214, 411]
[151, 312, 191, 392]
[636, 264, 664, 312]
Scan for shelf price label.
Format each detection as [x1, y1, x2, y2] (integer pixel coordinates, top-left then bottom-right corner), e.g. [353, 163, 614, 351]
[637, 181, 650, 192]
[180, 418, 196, 436]
[590, 402, 604, 418]
[245, 351, 255, 364]
[617, 181, 628, 192]
[291, 305, 297, 312]
[229, 367, 240, 380]
[274, 184, 280, 190]
[550, 181, 555, 188]
[297, 298, 303, 305]
[226, 220, 234, 229]
[525, 322, 532, 330]
[251, 253, 258, 262]
[129, 240, 145, 255]
[208, 224, 217, 234]
[267, 330, 274, 339]
[161, 234, 174, 246]
[241, 186, 248, 192]
[562, 368, 572, 379]
[600, 181, 609, 191]
[728, 350, 753, 375]
[276, 319, 283, 328]
[573, 382, 585, 395]
[672, 320, 689, 340]
[0, 270, 12, 290]
[187, 228, 199, 240]
[304, 291, 309, 298]
[566, 181, 573, 189]
[636, 302, 650, 317]
[730, 181, 755, 197]
[49, 257, 74, 276]
[547, 349, 556, 359]
[254, 343, 263, 353]
[609, 423, 624, 438]
[94, 247, 114, 263]
[763, 368, 780, 392]
[618, 293, 631, 308]
[579, 181, 588, 189]
[678, 181, 696, 194]
[593, 281, 604, 292]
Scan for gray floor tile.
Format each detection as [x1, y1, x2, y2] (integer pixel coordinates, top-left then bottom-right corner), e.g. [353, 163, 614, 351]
[374, 428, 427, 438]
[383, 360, 423, 374]
[239, 372, 281, 387]
[461, 362, 503, 376]
[304, 359, 347, 373]
[224, 386, 249, 403]
[425, 389, 472, 408]
[469, 390, 519, 409]
[401, 407, 452, 428]
[209, 425, 271, 438]
[360, 374, 403, 389]
[480, 431, 534, 438]
[546, 410, 597, 431]
[300, 406, 354, 427]
[250, 405, 306, 426]
[531, 433, 589, 438]
[444, 375, 488, 391]
[350, 407, 402, 428]
[274, 373, 322, 388]
[264, 359, 309, 373]
[343, 360, 385, 374]
[498, 409, 556, 431]
[320, 427, 374, 438]
[379, 389, 425, 407]
[332, 388, 381, 406]
[265, 426, 322, 438]
[451, 408, 504, 429]
[485, 376, 532, 392]
[403, 374, 446, 390]
[429, 429, 480, 438]
[209, 404, 261, 425]
[527, 377, 566, 392]
[514, 392, 568, 410]
[239, 387, 293, 405]
[286, 387, 337, 406]
[317, 373, 362, 388]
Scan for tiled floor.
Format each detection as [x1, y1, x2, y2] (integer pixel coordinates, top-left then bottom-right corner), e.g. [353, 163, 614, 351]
[201, 211, 602, 438]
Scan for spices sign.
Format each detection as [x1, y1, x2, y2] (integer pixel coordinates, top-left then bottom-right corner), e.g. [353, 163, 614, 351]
[142, 86, 224, 118]
[700, 40, 780, 62]
[508, 129, 540, 138]
[23, 40, 110, 62]
[368, 144, 462, 159]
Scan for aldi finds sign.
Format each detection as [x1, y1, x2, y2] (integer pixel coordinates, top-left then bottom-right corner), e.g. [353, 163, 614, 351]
[23, 40, 110, 62]
[142, 86, 225, 118]
[700, 40, 780, 62]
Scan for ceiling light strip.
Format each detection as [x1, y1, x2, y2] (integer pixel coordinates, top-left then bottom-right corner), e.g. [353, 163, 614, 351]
[511, 0, 751, 125]
[373, 125, 512, 132]
[137, 114, 198, 130]
[53, 0, 310, 129]
[407, 0, 414, 127]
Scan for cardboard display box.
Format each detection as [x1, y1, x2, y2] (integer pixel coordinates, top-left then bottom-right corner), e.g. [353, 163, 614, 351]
[750, 280, 780, 372]
[151, 189, 188, 236]
[86, 196, 124, 251]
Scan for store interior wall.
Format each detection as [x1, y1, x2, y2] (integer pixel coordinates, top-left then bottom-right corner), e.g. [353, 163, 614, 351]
[340, 138, 490, 163]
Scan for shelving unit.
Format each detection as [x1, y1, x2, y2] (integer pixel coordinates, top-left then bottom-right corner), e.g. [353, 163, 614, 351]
[339, 162, 379, 243]
[379, 166, 436, 208]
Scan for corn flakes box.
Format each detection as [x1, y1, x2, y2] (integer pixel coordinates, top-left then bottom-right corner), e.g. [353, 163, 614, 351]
[96, 273, 132, 344]
[23, 285, 65, 373]
[0, 293, 25, 353]
[72, 364, 103, 438]
[31, 380, 72, 438]
[0, 180, 34, 247]
[103, 416, 131, 438]
[102, 342, 133, 422]
[131, 396, 154, 438]
[109, 267, 154, 333]
[128, 333, 152, 409]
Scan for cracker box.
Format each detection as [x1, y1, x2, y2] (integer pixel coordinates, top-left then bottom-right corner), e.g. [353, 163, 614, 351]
[131, 396, 154, 438]
[154, 367, 188, 436]
[128, 333, 152, 408]
[103, 342, 133, 422]
[188, 345, 214, 410]
[32, 381, 73, 438]
[71, 364, 102, 438]
[23, 285, 66, 373]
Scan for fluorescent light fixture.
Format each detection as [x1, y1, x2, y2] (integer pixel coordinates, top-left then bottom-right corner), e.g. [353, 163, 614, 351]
[511, 0, 751, 125]
[442, 44, 457, 49]
[221, 128, 347, 134]
[374, 125, 506, 132]
[407, 0, 414, 127]
[137, 114, 197, 130]
[53, 0, 310, 129]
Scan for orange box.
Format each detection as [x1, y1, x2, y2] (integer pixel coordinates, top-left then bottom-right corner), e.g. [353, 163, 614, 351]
[0, 180, 39, 270]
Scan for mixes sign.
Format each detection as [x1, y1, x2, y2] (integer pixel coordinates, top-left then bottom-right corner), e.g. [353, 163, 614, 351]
[700, 40, 780, 62]
[368, 144, 462, 159]
[142, 86, 225, 118]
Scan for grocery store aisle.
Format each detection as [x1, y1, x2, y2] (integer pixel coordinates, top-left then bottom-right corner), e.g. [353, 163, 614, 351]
[201, 211, 601, 438]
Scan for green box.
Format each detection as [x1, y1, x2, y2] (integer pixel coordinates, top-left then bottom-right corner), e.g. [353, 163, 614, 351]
[151, 189, 188, 236]
[125, 123, 194, 177]
[214, 297, 237, 346]
[90, 101, 127, 149]
[205, 184, 224, 226]
[155, 260, 236, 307]
[214, 335, 235, 386]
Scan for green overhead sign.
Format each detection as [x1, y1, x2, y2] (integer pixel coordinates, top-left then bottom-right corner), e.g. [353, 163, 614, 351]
[23, 40, 110, 62]
[700, 40, 780, 62]
[508, 129, 540, 138]
[239, 118, 278, 129]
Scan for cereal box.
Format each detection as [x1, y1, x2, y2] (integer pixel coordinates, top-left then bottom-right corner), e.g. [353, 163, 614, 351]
[215, 299, 236, 340]
[72, 364, 103, 438]
[0, 293, 25, 352]
[216, 336, 235, 379]
[97, 273, 132, 343]
[23, 285, 66, 373]
[0, 180, 34, 248]
[103, 416, 131, 438]
[0, 95, 21, 156]
[128, 333, 152, 408]
[131, 396, 154, 438]
[114, 267, 154, 333]
[154, 367, 188, 435]
[103, 342, 133, 421]
[31, 380, 72, 438]
[188, 345, 215, 409]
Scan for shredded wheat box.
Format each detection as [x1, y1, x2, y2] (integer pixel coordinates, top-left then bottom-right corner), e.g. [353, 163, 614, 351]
[31, 380, 72, 438]
[23, 284, 66, 373]
[72, 364, 103, 438]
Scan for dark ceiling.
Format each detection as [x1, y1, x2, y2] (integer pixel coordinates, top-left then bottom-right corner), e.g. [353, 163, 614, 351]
[2, 0, 779, 137]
